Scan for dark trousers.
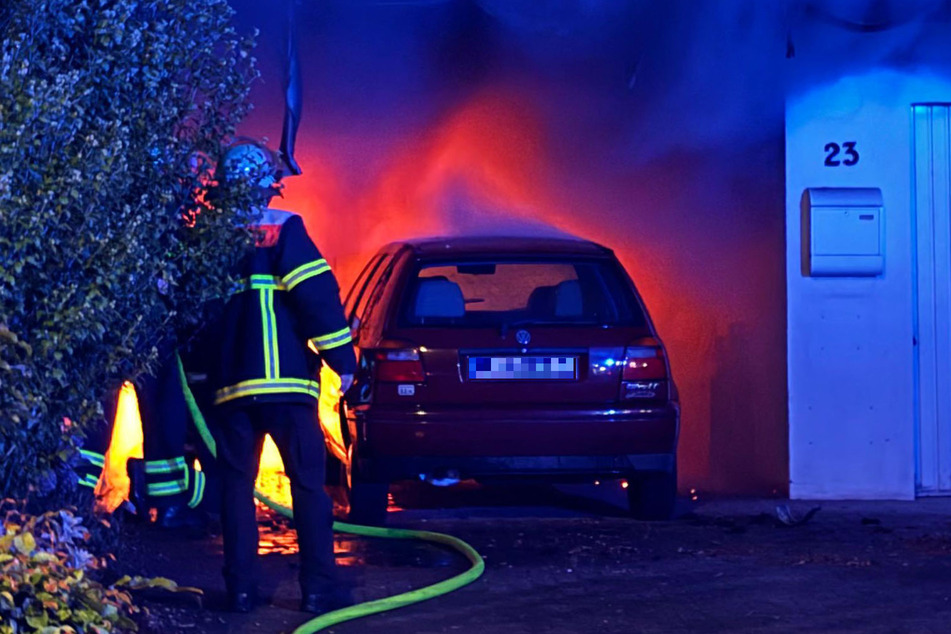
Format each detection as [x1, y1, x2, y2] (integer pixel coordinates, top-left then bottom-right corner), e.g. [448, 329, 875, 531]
[137, 363, 189, 505]
[214, 402, 336, 596]
[137, 362, 187, 458]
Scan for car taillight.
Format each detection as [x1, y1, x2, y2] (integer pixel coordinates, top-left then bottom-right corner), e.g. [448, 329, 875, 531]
[620, 338, 668, 401]
[622, 339, 667, 380]
[375, 349, 425, 382]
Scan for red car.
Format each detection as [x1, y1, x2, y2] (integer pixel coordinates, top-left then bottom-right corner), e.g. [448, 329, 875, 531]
[322, 236, 679, 523]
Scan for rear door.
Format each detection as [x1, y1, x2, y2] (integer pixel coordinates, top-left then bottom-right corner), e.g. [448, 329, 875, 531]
[384, 256, 652, 406]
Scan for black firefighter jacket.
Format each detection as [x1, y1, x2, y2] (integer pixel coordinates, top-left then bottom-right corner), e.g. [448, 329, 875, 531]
[210, 208, 357, 407]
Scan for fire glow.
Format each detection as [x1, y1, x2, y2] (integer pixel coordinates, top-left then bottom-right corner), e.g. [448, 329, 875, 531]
[95, 365, 346, 514]
[95, 382, 143, 513]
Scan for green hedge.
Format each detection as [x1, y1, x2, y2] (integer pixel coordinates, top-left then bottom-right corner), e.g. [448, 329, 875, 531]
[0, 0, 260, 501]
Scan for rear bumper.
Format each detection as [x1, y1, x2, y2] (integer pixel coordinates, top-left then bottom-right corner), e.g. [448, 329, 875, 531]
[351, 404, 678, 481]
[358, 453, 675, 482]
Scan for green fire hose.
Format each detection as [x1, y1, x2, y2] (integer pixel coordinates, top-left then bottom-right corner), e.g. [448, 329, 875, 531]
[175, 357, 485, 633]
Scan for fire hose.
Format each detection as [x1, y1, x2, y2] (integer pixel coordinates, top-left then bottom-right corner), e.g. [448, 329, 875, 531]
[175, 356, 485, 633]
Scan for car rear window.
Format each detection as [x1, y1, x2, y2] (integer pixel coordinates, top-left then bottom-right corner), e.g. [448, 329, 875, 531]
[399, 258, 646, 328]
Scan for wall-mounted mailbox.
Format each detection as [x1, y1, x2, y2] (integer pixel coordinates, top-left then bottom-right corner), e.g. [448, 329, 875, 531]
[801, 187, 884, 277]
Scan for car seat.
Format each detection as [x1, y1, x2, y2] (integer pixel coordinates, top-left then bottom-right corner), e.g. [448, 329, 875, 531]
[554, 279, 583, 317]
[526, 285, 556, 319]
[415, 277, 465, 322]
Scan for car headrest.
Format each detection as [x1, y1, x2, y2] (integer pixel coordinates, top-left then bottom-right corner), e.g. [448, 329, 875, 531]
[527, 285, 556, 316]
[415, 278, 465, 318]
[554, 280, 583, 317]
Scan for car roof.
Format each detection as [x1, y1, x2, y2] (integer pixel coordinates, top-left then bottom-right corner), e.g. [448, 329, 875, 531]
[384, 235, 614, 258]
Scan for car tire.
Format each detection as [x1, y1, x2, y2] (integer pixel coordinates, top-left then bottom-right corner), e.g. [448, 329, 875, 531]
[342, 443, 389, 525]
[627, 463, 677, 521]
[346, 480, 389, 526]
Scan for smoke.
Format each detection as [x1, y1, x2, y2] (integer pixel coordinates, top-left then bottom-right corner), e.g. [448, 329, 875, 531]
[787, 0, 951, 96]
[231, 1, 951, 174]
[431, 181, 581, 240]
[223, 0, 950, 494]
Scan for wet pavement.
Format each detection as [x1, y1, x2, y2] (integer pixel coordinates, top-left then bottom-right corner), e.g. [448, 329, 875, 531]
[121, 481, 951, 634]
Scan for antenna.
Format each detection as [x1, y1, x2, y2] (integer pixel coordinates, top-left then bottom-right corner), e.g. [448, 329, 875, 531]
[279, 0, 303, 176]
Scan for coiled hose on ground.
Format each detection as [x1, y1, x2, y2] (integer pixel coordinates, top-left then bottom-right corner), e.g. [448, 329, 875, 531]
[176, 356, 485, 633]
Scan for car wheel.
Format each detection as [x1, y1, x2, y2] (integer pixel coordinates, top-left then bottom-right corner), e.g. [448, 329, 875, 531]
[626, 463, 677, 521]
[342, 442, 389, 526]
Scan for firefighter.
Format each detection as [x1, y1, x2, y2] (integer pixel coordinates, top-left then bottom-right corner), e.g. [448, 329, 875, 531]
[77, 149, 220, 522]
[76, 347, 210, 526]
[130, 350, 210, 525]
[208, 139, 356, 614]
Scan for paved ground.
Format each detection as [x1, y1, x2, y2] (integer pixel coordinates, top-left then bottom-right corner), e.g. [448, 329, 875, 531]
[119, 482, 951, 634]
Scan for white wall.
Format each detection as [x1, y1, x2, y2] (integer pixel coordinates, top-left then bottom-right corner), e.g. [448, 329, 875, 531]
[787, 71, 951, 499]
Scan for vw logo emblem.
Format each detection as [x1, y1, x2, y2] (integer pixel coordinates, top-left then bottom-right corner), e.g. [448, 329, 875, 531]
[515, 329, 531, 345]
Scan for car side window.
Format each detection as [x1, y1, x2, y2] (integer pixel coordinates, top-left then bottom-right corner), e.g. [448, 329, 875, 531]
[358, 253, 405, 335]
[354, 254, 394, 325]
[344, 253, 384, 319]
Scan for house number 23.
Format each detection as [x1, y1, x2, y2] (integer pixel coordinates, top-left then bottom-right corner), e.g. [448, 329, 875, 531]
[824, 141, 859, 167]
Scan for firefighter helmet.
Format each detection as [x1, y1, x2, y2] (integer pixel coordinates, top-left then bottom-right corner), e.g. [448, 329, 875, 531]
[218, 140, 282, 190]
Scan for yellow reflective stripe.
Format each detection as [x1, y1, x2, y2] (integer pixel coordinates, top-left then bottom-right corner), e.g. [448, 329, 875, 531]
[148, 464, 189, 497]
[259, 289, 279, 379]
[188, 470, 206, 509]
[259, 290, 272, 379]
[79, 474, 99, 489]
[283, 259, 330, 291]
[250, 274, 284, 288]
[148, 480, 188, 496]
[259, 289, 270, 378]
[214, 378, 321, 405]
[79, 449, 105, 468]
[144, 457, 187, 475]
[232, 275, 284, 294]
[268, 289, 279, 376]
[308, 327, 352, 351]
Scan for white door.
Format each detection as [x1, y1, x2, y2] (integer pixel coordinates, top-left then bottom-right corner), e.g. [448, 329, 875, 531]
[913, 103, 951, 495]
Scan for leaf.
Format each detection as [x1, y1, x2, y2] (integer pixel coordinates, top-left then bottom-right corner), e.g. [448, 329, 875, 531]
[14, 532, 35, 555]
[144, 577, 178, 591]
[26, 612, 49, 628]
[123, 575, 203, 595]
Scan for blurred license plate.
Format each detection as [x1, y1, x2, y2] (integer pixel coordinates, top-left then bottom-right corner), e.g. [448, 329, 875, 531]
[468, 356, 577, 380]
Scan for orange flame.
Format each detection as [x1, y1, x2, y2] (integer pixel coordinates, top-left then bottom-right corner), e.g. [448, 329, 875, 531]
[95, 382, 143, 512]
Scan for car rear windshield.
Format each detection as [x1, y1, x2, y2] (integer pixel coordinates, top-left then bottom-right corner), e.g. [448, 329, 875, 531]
[399, 258, 647, 328]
